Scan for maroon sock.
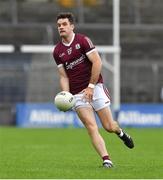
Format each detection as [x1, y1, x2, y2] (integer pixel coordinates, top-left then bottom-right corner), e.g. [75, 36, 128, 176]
[102, 155, 110, 161]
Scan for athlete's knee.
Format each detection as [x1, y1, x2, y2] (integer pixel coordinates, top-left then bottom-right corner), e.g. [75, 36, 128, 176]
[103, 125, 114, 133]
[103, 121, 119, 133]
[85, 122, 98, 136]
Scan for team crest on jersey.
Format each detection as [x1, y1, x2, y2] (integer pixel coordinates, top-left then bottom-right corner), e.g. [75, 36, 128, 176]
[67, 47, 72, 55]
[75, 44, 80, 49]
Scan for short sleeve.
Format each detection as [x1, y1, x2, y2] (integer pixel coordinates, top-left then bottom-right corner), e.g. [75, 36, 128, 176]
[81, 36, 96, 55]
[53, 47, 63, 68]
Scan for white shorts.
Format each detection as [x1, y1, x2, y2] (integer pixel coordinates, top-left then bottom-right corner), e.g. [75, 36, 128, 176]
[74, 83, 111, 111]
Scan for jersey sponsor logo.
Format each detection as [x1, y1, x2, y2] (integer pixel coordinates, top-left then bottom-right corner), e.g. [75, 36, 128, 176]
[67, 47, 72, 55]
[66, 54, 85, 70]
[59, 52, 65, 58]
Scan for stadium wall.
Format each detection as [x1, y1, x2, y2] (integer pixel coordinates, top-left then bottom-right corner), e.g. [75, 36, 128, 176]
[15, 103, 163, 128]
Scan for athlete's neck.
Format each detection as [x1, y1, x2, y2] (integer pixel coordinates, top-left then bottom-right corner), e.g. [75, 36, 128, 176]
[62, 32, 75, 45]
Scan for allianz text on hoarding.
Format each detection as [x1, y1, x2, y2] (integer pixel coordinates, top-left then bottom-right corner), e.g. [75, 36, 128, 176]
[16, 103, 101, 128]
[16, 103, 83, 128]
[118, 104, 163, 127]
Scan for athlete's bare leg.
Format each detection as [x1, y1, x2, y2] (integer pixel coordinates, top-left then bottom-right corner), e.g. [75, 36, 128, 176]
[76, 106, 109, 158]
[96, 107, 121, 133]
[96, 106, 134, 149]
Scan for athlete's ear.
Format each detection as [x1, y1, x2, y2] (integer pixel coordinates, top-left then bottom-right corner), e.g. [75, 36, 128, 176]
[71, 24, 75, 31]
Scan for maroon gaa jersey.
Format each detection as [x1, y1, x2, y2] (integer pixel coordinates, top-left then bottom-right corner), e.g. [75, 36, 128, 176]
[53, 33, 103, 94]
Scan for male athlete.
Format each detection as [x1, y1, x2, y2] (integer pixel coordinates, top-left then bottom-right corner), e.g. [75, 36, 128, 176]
[53, 12, 134, 168]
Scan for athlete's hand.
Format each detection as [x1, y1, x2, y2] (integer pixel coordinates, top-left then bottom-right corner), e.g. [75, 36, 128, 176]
[82, 87, 94, 103]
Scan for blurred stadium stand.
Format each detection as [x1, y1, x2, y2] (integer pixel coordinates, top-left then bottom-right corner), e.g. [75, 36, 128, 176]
[0, 0, 163, 124]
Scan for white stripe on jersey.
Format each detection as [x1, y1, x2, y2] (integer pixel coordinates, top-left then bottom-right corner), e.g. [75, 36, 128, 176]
[85, 37, 94, 48]
[86, 48, 96, 55]
[57, 64, 63, 68]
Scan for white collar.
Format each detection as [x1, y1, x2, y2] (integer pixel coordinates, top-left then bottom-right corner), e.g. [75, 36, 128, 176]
[62, 33, 75, 46]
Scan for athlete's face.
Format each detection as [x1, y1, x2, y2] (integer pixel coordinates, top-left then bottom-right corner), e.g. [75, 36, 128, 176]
[57, 18, 74, 38]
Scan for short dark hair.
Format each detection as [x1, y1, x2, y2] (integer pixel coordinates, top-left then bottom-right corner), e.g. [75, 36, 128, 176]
[56, 12, 75, 24]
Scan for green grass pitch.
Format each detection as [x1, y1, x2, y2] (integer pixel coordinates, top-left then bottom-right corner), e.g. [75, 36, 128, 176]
[0, 127, 163, 179]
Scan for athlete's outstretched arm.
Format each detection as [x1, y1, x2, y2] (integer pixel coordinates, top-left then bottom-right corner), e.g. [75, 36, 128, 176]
[58, 66, 70, 92]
